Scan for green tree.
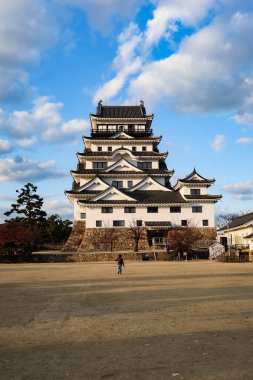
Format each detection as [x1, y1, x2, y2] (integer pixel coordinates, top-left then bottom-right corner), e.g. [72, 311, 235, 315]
[45, 214, 72, 244]
[4, 183, 47, 243]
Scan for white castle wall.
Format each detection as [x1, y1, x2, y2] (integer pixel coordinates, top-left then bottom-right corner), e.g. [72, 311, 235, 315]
[74, 202, 215, 228]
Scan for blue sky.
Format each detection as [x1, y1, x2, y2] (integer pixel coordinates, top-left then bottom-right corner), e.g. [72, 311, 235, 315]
[0, 0, 253, 222]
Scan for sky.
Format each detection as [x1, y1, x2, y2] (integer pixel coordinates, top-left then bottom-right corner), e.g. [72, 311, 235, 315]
[0, 0, 253, 222]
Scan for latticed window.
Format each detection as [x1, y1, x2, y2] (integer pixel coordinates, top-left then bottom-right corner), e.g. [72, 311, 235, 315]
[147, 207, 158, 213]
[190, 189, 201, 195]
[113, 220, 125, 227]
[96, 221, 102, 227]
[101, 207, 113, 213]
[137, 162, 152, 169]
[92, 162, 107, 169]
[80, 213, 86, 219]
[170, 207, 181, 213]
[124, 207, 136, 213]
[112, 181, 123, 188]
[192, 206, 202, 213]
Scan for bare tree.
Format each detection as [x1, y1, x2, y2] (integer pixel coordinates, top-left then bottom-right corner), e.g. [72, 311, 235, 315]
[167, 221, 203, 254]
[100, 221, 117, 252]
[128, 219, 146, 252]
[215, 211, 249, 229]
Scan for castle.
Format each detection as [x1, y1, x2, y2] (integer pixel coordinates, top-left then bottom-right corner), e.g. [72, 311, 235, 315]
[64, 101, 221, 252]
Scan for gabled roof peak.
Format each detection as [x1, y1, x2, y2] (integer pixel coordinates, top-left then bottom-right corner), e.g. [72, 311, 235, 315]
[180, 168, 215, 183]
[93, 100, 152, 118]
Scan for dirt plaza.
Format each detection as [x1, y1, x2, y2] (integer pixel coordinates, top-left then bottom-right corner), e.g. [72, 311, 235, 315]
[0, 260, 253, 380]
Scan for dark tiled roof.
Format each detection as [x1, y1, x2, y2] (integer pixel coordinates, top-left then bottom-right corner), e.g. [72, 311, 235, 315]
[66, 190, 101, 195]
[145, 221, 171, 226]
[185, 195, 222, 200]
[79, 190, 186, 205]
[179, 179, 214, 184]
[83, 135, 161, 141]
[179, 168, 214, 183]
[71, 169, 172, 175]
[93, 105, 147, 118]
[78, 150, 167, 157]
[129, 190, 186, 203]
[227, 212, 253, 229]
[245, 233, 253, 239]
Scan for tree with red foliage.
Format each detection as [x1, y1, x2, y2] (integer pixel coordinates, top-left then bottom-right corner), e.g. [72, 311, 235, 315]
[0, 222, 31, 245]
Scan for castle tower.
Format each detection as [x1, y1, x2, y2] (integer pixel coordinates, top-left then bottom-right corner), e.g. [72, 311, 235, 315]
[64, 101, 221, 252]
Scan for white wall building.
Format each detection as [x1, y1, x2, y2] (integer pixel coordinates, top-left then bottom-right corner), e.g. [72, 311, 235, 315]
[218, 212, 253, 255]
[65, 101, 222, 251]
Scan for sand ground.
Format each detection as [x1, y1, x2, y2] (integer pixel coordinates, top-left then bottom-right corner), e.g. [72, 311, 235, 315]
[0, 260, 253, 380]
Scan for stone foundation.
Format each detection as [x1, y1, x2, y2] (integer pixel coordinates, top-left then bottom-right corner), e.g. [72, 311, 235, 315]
[78, 227, 150, 252]
[63, 221, 86, 251]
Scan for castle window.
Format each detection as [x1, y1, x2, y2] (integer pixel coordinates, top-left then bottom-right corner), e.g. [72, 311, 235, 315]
[113, 220, 125, 227]
[190, 189, 201, 195]
[132, 146, 137, 152]
[124, 207, 136, 213]
[170, 207, 181, 213]
[181, 220, 187, 226]
[101, 207, 113, 213]
[128, 181, 133, 188]
[96, 221, 102, 227]
[112, 181, 123, 188]
[97, 146, 102, 152]
[137, 162, 152, 169]
[92, 162, 107, 169]
[108, 146, 112, 152]
[142, 146, 147, 152]
[118, 125, 124, 131]
[192, 206, 202, 213]
[203, 220, 209, 226]
[137, 220, 142, 226]
[80, 213, 86, 219]
[147, 207, 158, 213]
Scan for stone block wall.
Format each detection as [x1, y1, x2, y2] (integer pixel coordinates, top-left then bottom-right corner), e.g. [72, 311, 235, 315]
[63, 221, 86, 251]
[78, 227, 150, 252]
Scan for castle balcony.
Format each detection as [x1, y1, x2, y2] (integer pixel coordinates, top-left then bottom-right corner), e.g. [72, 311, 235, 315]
[91, 127, 153, 137]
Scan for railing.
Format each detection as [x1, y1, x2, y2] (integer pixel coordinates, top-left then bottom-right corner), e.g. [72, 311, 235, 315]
[230, 244, 249, 250]
[91, 128, 153, 136]
[218, 254, 249, 263]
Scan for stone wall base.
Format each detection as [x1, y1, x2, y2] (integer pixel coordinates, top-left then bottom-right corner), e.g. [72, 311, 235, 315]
[63, 221, 86, 251]
[78, 227, 150, 252]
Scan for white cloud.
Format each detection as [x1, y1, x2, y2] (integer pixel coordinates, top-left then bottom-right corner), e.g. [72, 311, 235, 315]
[0, 139, 12, 154]
[43, 199, 73, 220]
[129, 11, 253, 113]
[0, 96, 89, 145]
[0, 1, 58, 103]
[144, 0, 215, 49]
[233, 112, 253, 126]
[58, 0, 144, 31]
[15, 137, 38, 148]
[93, 23, 143, 102]
[211, 135, 225, 152]
[94, 1, 253, 123]
[0, 157, 66, 182]
[221, 180, 253, 198]
[236, 137, 253, 144]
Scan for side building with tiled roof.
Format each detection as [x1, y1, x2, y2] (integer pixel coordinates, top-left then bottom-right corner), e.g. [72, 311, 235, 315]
[217, 212, 253, 255]
[64, 101, 222, 252]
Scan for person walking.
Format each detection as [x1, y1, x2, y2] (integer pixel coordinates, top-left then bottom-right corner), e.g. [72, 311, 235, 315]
[116, 254, 124, 275]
